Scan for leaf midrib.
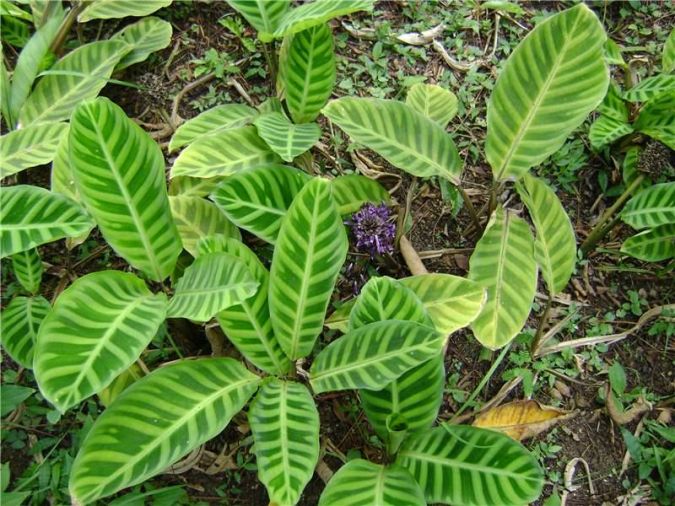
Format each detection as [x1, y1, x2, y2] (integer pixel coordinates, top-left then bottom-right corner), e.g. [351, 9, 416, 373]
[489, 210, 510, 344]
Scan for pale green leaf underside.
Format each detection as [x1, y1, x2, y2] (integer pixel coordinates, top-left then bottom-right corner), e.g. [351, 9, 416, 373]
[112, 17, 172, 70]
[272, 0, 374, 39]
[0, 122, 67, 179]
[621, 182, 675, 230]
[69, 358, 261, 505]
[11, 247, 43, 294]
[621, 224, 675, 262]
[78, 0, 171, 22]
[254, 112, 321, 161]
[330, 174, 390, 215]
[0, 295, 50, 369]
[405, 82, 458, 127]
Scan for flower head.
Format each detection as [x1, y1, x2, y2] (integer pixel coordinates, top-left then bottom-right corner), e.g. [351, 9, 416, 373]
[347, 203, 396, 257]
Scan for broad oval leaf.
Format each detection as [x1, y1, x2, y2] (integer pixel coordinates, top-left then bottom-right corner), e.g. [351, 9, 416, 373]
[323, 97, 462, 184]
[168, 104, 258, 153]
[70, 97, 181, 281]
[0, 122, 67, 178]
[309, 320, 446, 394]
[0, 185, 94, 258]
[226, 0, 290, 41]
[112, 17, 172, 70]
[169, 195, 241, 257]
[272, 0, 374, 39]
[599, 82, 629, 122]
[69, 358, 261, 505]
[473, 399, 571, 441]
[211, 165, 310, 244]
[34, 271, 168, 413]
[634, 90, 675, 150]
[11, 247, 42, 294]
[168, 252, 258, 322]
[623, 74, 675, 103]
[254, 112, 321, 161]
[468, 207, 537, 349]
[269, 178, 348, 360]
[516, 174, 576, 295]
[331, 174, 390, 215]
[279, 23, 335, 123]
[78, 0, 171, 22]
[485, 4, 609, 180]
[51, 133, 79, 200]
[589, 115, 633, 151]
[405, 82, 458, 127]
[169, 176, 225, 198]
[397, 424, 544, 506]
[318, 459, 425, 506]
[621, 182, 675, 230]
[621, 224, 675, 262]
[249, 379, 319, 506]
[0, 295, 50, 369]
[19, 40, 129, 126]
[170, 125, 281, 179]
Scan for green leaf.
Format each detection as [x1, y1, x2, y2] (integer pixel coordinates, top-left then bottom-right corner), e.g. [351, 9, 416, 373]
[318, 460, 425, 506]
[11, 247, 42, 294]
[70, 97, 181, 281]
[226, 0, 290, 41]
[0, 1, 33, 21]
[309, 320, 446, 394]
[269, 178, 348, 360]
[324, 97, 462, 184]
[170, 125, 281, 179]
[324, 299, 355, 333]
[50, 133, 79, 200]
[278, 23, 335, 123]
[480, 1, 524, 15]
[624, 74, 675, 103]
[272, 0, 374, 39]
[603, 39, 625, 67]
[211, 165, 310, 244]
[78, 0, 171, 22]
[634, 90, 675, 150]
[664, 28, 675, 73]
[397, 424, 544, 506]
[589, 115, 633, 150]
[622, 147, 649, 196]
[249, 379, 319, 506]
[0, 295, 50, 369]
[198, 235, 292, 375]
[0, 122, 67, 178]
[608, 362, 626, 396]
[69, 358, 261, 505]
[112, 17, 172, 70]
[1, 385, 35, 417]
[1, 48, 10, 127]
[330, 174, 390, 215]
[98, 363, 144, 408]
[621, 224, 675, 262]
[34, 271, 168, 413]
[405, 83, 458, 127]
[254, 112, 321, 161]
[516, 174, 576, 295]
[599, 83, 628, 122]
[168, 104, 258, 153]
[169, 195, 241, 257]
[169, 176, 225, 198]
[621, 182, 675, 230]
[19, 40, 129, 126]
[399, 274, 486, 335]
[0, 16, 30, 48]
[0, 185, 94, 258]
[485, 4, 609, 180]
[468, 207, 537, 349]
[168, 252, 258, 321]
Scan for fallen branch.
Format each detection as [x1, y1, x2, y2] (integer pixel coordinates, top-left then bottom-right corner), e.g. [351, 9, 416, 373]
[399, 235, 428, 275]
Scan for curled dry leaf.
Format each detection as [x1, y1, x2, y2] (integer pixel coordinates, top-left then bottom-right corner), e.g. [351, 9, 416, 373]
[396, 23, 445, 45]
[472, 399, 576, 441]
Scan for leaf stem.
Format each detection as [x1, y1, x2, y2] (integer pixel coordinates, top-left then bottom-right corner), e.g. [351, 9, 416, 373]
[49, 1, 92, 56]
[457, 184, 482, 232]
[530, 292, 553, 356]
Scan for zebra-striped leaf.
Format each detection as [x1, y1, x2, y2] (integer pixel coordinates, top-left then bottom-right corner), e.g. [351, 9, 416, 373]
[11, 247, 42, 294]
[70, 97, 181, 281]
[51, 133, 79, 200]
[0, 122, 67, 178]
[309, 320, 446, 394]
[0, 295, 50, 369]
[468, 207, 537, 349]
[198, 235, 292, 375]
[405, 82, 458, 127]
[331, 174, 390, 215]
[622, 147, 650, 195]
[19, 40, 129, 126]
[112, 17, 172, 70]
[169, 195, 241, 257]
[399, 274, 486, 335]
[621, 182, 675, 230]
[318, 460, 425, 506]
[664, 28, 675, 72]
[599, 82, 628, 121]
[0, 185, 94, 258]
[589, 115, 633, 151]
[279, 23, 335, 123]
[325, 299, 356, 333]
[634, 90, 675, 150]
[254, 112, 321, 161]
[170, 125, 281, 179]
[249, 379, 319, 506]
[226, 0, 290, 41]
[624, 74, 675, 103]
[269, 178, 348, 359]
[169, 176, 225, 198]
[516, 174, 576, 295]
[272, 0, 374, 39]
[211, 165, 310, 244]
[323, 97, 462, 184]
[621, 224, 675, 262]
[78, 0, 171, 22]
[397, 424, 544, 506]
[168, 104, 258, 153]
[486, 4, 609, 180]
[69, 358, 261, 505]
[34, 271, 167, 413]
[168, 252, 258, 322]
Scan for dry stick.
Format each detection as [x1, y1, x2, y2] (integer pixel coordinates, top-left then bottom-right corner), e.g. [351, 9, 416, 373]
[530, 292, 554, 356]
[170, 72, 216, 127]
[399, 235, 428, 275]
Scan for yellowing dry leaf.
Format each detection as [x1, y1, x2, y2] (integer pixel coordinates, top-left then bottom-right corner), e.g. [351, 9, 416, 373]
[472, 400, 575, 441]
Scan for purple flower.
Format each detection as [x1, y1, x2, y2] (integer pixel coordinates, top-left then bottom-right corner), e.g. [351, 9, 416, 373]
[347, 203, 396, 257]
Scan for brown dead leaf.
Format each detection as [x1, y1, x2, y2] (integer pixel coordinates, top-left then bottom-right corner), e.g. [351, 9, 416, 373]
[472, 399, 576, 441]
